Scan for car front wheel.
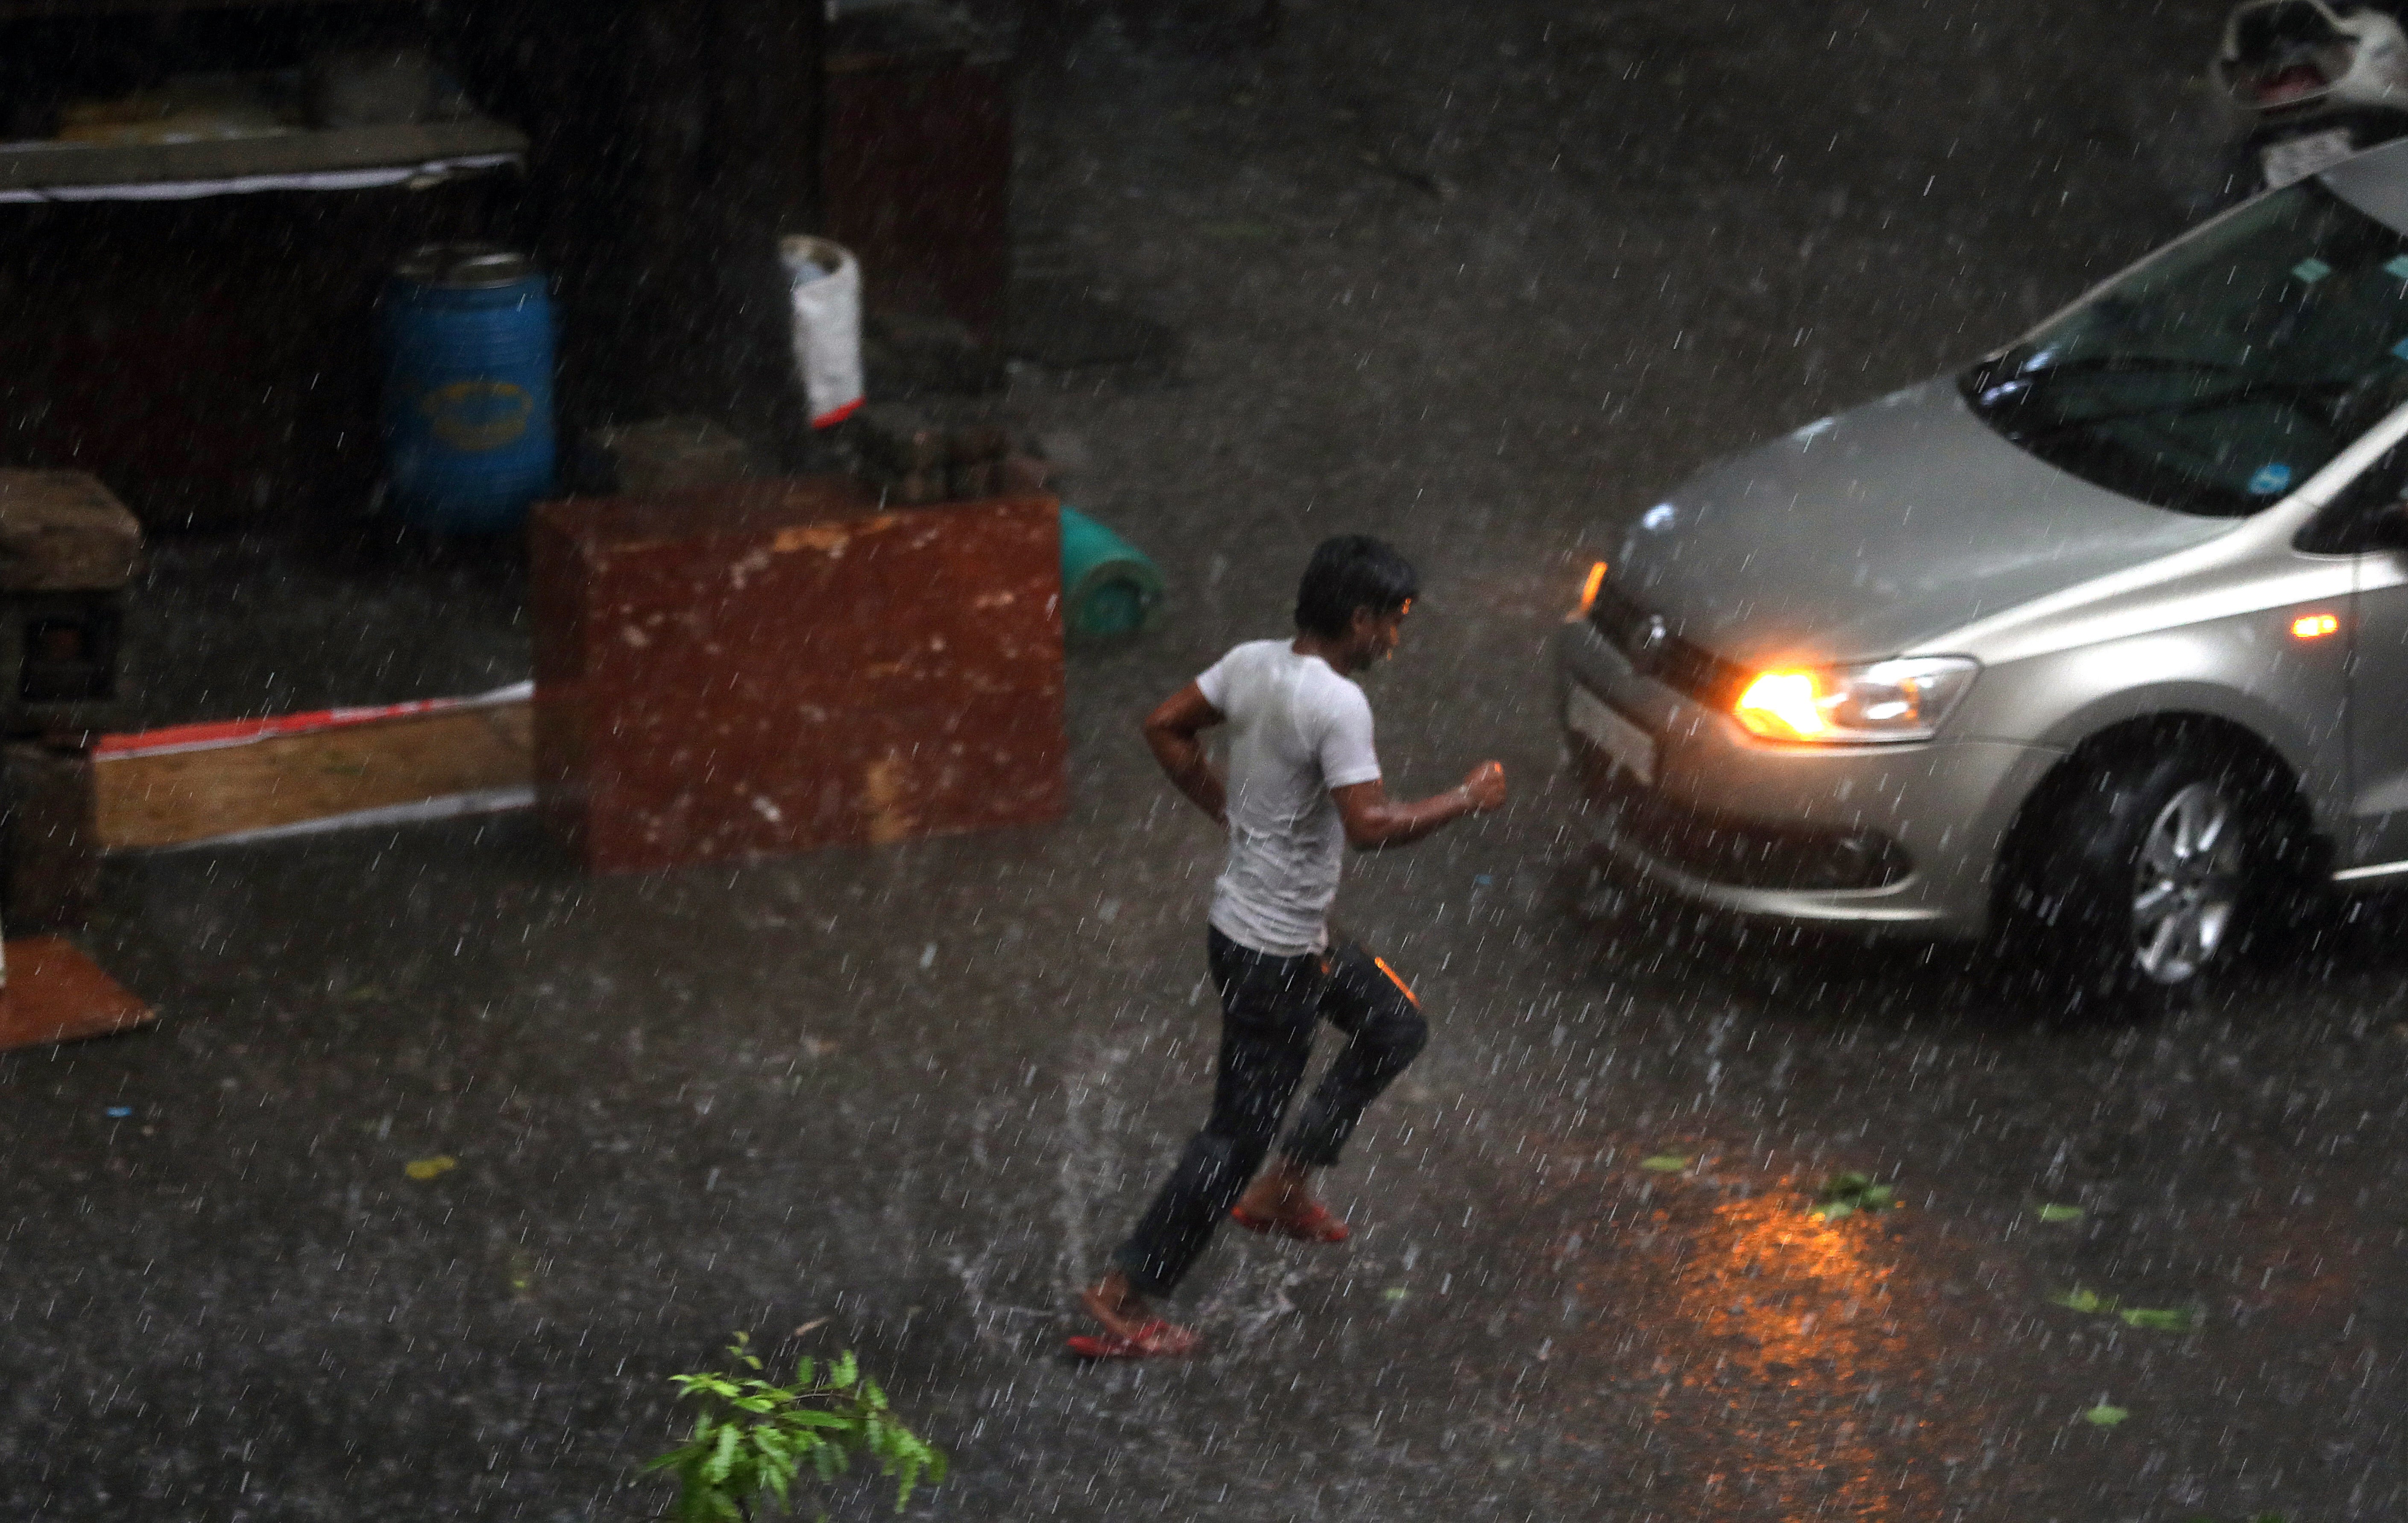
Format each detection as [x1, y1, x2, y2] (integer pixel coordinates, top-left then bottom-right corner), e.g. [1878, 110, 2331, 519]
[2124, 779, 2246, 986]
[2008, 745, 2285, 1014]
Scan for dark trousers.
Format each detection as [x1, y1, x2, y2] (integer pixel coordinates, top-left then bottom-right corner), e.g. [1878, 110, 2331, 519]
[1112, 927, 1429, 1297]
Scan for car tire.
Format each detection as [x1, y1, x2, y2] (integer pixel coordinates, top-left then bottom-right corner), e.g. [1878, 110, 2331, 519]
[2003, 743, 2290, 1017]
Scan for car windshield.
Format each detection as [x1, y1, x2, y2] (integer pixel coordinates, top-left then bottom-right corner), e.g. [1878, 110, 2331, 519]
[1962, 179, 2408, 515]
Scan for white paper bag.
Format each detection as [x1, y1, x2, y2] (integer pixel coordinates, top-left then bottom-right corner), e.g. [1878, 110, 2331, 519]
[779, 236, 864, 429]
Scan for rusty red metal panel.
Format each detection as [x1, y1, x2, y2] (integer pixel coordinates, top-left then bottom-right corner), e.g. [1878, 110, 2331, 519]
[823, 32, 1011, 344]
[531, 476, 1065, 873]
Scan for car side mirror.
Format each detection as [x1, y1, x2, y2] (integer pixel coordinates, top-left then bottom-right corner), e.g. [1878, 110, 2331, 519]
[2379, 496, 2408, 552]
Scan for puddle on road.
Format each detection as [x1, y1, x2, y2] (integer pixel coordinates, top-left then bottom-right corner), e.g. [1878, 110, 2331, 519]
[1655, 1190, 1946, 1516]
[1522, 1166, 1963, 1518]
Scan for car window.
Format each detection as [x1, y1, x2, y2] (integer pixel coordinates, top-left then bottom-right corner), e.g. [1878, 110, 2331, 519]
[1963, 181, 2408, 517]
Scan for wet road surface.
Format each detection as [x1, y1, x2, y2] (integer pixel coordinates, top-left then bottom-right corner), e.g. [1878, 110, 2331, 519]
[7, 0, 2406, 1519]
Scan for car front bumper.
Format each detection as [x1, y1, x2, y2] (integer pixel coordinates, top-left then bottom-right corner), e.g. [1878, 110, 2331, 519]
[1551, 620, 2063, 939]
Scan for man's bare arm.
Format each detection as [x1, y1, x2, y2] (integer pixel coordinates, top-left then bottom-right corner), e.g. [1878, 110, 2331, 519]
[1143, 682, 1229, 826]
[1333, 761, 1507, 851]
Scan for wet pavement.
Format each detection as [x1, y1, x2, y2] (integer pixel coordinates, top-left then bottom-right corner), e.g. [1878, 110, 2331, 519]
[7, 0, 2406, 1519]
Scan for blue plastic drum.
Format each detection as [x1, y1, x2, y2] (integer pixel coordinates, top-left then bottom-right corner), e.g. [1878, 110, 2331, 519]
[381, 243, 556, 533]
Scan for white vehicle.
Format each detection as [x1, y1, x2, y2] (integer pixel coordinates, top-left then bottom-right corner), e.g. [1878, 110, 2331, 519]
[1555, 137, 2408, 1010]
[2218, 0, 2408, 190]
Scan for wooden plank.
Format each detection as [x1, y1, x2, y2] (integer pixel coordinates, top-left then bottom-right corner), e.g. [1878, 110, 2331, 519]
[0, 471, 143, 590]
[0, 936, 150, 1053]
[0, 119, 527, 193]
[0, 0, 390, 17]
[0, 0, 387, 15]
[93, 700, 532, 851]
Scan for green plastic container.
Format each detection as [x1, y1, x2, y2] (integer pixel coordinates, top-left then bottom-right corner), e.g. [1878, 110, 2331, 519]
[1059, 505, 1163, 641]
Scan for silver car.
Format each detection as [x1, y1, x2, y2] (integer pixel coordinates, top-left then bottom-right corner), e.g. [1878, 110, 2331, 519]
[1553, 137, 2408, 1005]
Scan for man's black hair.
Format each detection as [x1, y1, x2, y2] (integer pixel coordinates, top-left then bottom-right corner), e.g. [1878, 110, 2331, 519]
[1295, 535, 1419, 639]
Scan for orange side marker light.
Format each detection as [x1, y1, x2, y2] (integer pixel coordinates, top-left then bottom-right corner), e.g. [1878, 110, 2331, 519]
[1570, 561, 1608, 622]
[2292, 611, 2340, 640]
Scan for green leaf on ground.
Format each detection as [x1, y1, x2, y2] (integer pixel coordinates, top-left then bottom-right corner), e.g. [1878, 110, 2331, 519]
[1383, 1286, 1410, 1303]
[2082, 1403, 2129, 1427]
[1639, 1155, 1691, 1172]
[404, 1155, 457, 1181]
[2038, 1203, 2085, 1223]
[650, 1336, 944, 1518]
[2051, 1288, 2194, 1330]
[1811, 1171, 1899, 1219]
[2119, 1307, 2196, 1332]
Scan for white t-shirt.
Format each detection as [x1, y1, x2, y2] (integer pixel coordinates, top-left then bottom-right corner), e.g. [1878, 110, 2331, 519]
[1195, 639, 1383, 957]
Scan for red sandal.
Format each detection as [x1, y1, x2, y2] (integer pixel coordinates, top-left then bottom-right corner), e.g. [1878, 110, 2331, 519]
[1066, 1318, 1201, 1360]
[1230, 1201, 1350, 1243]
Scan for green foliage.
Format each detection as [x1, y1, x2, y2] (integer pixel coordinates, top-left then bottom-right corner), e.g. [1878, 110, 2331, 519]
[2048, 1288, 2197, 1331]
[2118, 1306, 2196, 1332]
[1808, 1171, 1896, 1222]
[645, 1333, 946, 1521]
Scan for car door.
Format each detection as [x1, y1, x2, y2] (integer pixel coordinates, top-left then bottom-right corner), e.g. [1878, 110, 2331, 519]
[2300, 440, 2408, 872]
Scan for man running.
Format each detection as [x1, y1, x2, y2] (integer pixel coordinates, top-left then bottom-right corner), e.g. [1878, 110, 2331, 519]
[1071, 534, 1509, 1359]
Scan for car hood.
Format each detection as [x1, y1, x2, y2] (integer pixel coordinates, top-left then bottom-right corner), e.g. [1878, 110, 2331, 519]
[1614, 378, 2240, 666]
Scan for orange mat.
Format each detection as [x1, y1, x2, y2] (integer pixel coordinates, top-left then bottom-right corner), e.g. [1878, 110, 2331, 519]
[0, 935, 152, 1052]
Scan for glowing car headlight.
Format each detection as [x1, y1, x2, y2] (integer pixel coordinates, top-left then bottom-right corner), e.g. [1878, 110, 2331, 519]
[1732, 656, 1979, 744]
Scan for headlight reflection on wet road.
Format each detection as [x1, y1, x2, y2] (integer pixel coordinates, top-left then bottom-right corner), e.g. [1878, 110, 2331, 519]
[1662, 1190, 1940, 1517]
[1541, 1169, 1960, 1520]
